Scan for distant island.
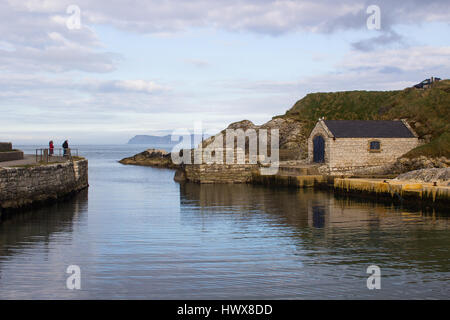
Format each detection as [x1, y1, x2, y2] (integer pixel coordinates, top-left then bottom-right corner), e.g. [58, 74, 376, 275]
[127, 134, 206, 146]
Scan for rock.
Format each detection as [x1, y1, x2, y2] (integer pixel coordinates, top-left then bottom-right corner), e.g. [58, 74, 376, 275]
[202, 118, 306, 161]
[390, 156, 449, 173]
[348, 155, 450, 176]
[173, 169, 186, 182]
[261, 118, 307, 160]
[395, 168, 450, 184]
[119, 148, 179, 169]
[226, 120, 258, 131]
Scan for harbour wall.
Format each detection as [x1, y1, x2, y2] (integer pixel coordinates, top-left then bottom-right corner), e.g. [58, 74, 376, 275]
[0, 159, 88, 216]
[250, 172, 449, 209]
[183, 163, 258, 183]
[332, 178, 450, 208]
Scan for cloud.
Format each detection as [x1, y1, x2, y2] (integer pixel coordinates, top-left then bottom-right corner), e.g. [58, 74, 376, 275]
[6, 1, 450, 37]
[0, 45, 119, 73]
[1, 0, 449, 143]
[214, 45, 450, 100]
[79, 1, 450, 34]
[2, 0, 449, 75]
[184, 59, 210, 68]
[351, 30, 405, 51]
[339, 46, 450, 73]
[0, 74, 172, 115]
[86, 79, 169, 94]
[0, 1, 117, 73]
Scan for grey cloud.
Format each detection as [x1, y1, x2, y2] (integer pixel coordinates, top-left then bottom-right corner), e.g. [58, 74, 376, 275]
[379, 66, 404, 74]
[0, 73, 183, 118]
[0, 1, 117, 73]
[8, 0, 449, 37]
[79, 0, 450, 34]
[2, 0, 449, 74]
[351, 31, 405, 51]
[0, 46, 120, 73]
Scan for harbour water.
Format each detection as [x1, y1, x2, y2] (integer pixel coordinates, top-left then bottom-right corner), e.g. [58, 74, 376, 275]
[0, 145, 448, 299]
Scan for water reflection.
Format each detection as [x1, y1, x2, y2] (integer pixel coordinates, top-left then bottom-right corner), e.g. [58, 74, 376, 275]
[312, 206, 325, 229]
[0, 190, 88, 254]
[0, 190, 88, 294]
[179, 183, 450, 278]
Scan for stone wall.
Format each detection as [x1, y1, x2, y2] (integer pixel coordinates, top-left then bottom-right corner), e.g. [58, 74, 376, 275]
[0, 142, 12, 152]
[0, 150, 24, 162]
[0, 159, 88, 211]
[308, 121, 420, 174]
[183, 163, 258, 183]
[327, 137, 419, 173]
[0, 142, 23, 162]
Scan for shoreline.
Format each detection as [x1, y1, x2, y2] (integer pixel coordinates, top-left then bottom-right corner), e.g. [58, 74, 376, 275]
[251, 172, 449, 210]
[119, 158, 450, 210]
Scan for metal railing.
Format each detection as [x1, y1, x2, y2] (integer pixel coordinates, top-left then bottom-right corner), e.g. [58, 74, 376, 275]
[35, 148, 79, 163]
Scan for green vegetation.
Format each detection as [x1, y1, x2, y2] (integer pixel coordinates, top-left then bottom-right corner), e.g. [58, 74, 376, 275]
[279, 80, 450, 158]
[404, 132, 450, 158]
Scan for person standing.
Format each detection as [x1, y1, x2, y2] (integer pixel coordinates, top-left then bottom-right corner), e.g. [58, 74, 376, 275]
[49, 140, 54, 156]
[62, 140, 69, 156]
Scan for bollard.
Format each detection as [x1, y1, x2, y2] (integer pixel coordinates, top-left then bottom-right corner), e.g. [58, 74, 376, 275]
[43, 149, 49, 163]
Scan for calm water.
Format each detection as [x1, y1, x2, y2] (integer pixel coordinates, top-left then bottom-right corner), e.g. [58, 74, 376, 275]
[0, 145, 449, 299]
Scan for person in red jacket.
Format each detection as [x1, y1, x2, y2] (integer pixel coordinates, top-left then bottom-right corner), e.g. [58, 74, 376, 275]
[49, 140, 54, 156]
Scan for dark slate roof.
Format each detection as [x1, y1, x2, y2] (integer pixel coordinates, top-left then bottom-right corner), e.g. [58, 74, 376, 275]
[323, 120, 415, 138]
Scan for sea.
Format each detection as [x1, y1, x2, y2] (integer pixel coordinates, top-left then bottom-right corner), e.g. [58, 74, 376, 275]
[0, 144, 448, 299]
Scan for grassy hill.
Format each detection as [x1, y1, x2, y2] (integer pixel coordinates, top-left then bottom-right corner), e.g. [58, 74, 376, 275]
[279, 79, 450, 158]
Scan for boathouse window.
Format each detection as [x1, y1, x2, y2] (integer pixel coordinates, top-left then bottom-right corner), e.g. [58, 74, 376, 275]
[369, 140, 381, 152]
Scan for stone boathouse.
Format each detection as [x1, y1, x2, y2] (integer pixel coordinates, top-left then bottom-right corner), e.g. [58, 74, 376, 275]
[308, 119, 420, 174]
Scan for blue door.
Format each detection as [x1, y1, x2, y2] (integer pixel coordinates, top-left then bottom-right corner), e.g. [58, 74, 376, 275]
[313, 135, 325, 163]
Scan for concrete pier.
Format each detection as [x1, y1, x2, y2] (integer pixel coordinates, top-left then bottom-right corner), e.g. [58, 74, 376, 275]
[251, 171, 449, 208]
[333, 178, 450, 206]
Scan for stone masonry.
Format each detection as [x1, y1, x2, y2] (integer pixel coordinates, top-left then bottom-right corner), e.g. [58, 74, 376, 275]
[0, 142, 24, 162]
[0, 159, 88, 211]
[308, 120, 420, 175]
[183, 163, 258, 183]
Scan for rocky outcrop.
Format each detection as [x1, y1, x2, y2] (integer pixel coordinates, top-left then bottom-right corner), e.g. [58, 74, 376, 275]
[119, 149, 179, 169]
[390, 156, 449, 173]
[350, 156, 449, 176]
[119, 117, 306, 174]
[225, 119, 258, 131]
[261, 118, 307, 160]
[201, 118, 307, 160]
[395, 168, 450, 185]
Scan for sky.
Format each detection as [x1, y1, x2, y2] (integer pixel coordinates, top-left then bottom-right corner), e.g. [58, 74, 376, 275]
[0, 0, 449, 144]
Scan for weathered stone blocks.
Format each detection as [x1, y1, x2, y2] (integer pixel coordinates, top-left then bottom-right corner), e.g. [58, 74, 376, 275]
[0, 142, 24, 162]
[0, 159, 88, 211]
